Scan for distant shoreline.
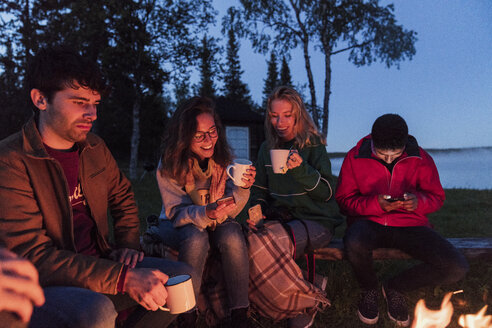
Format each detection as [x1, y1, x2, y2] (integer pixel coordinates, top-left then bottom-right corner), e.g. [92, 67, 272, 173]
[328, 145, 492, 158]
[424, 145, 492, 153]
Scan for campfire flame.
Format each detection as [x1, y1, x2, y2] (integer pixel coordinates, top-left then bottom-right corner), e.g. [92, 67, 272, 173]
[412, 292, 453, 328]
[412, 291, 491, 328]
[458, 305, 492, 328]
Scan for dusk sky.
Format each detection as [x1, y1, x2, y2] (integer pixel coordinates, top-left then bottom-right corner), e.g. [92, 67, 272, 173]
[213, 0, 492, 152]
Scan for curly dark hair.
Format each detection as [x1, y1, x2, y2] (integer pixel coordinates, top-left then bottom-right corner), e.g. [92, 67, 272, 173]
[26, 46, 108, 107]
[159, 96, 232, 185]
[371, 114, 408, 150]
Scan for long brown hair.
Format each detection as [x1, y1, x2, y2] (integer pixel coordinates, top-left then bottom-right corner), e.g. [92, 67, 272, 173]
[160, 96, 232, 185]
[265, 86, 326, 149]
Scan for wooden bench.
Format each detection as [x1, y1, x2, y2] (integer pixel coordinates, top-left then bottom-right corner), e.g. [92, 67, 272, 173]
[314, 237, 492, 261]
[142, 217, 492, 261]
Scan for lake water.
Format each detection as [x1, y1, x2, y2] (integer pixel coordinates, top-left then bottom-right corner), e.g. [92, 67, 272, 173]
[329, 148, 492, 190]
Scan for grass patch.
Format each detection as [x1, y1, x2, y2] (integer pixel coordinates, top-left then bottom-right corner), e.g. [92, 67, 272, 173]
[429, 189, 492, 237]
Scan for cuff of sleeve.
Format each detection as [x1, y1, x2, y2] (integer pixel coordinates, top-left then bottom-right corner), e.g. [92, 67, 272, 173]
[117, 264, 129, 294]
[235, 185, 251, 196]
[199, 206, 216, 226]
[374, 196, 386, 214]
[289, 161, 309, 178]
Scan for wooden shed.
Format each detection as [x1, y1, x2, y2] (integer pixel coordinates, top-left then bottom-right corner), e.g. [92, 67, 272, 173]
[215, 97, 265, 162]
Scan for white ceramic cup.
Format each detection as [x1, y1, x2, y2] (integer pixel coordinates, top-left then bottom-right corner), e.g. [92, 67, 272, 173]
[159, 274, 196, 314]
[270, 149, 290, 174]
[226, 159, 253, 187]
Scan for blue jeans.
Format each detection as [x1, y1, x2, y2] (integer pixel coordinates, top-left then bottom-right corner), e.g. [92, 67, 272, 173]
[286, 219, 333, 259]
[157, 219, 249, 310]
[343, 220, 469, 292]
[29, 257, 193, 328]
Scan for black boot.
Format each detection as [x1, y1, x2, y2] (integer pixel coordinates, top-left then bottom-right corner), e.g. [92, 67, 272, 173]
[231, 307, 249, 328]
[176, 310, 197, 328]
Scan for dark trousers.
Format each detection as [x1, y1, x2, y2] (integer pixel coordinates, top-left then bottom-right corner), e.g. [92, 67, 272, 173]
[343, 220, 469, 292]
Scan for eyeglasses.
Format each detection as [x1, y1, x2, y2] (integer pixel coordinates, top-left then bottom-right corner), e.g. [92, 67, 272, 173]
[193, 127, 218, 142]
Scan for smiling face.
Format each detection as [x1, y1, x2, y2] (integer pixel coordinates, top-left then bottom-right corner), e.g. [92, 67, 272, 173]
[33, 83, 100, 150]
[270, 99, 296, 142]
[373, 147, 405, 164]
[190, 113, 218, 161]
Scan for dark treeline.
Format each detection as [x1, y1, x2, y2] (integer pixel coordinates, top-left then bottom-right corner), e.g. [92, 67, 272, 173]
[0, 0, 416, 179]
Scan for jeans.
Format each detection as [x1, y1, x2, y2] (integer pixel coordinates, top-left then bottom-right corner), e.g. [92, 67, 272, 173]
[343, 220, 469, 292]
[29, 257, 193, 328]
[157, 219, 249, 310]
[286, 219, 333, 260]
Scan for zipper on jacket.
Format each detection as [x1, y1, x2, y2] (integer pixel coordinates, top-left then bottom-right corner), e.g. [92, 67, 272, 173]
[385, 155, 421, 226]
[48, 157, 78, 252]
[79, 150, 111, 254]
[372, 155, 420, 225]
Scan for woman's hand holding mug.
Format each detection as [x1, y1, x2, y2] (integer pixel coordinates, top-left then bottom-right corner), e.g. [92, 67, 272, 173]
[286, 149, 302, 170]
[241, 165, 256, 188]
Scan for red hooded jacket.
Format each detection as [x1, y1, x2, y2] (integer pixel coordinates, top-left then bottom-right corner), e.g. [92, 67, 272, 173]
[335, 135, 445, 227]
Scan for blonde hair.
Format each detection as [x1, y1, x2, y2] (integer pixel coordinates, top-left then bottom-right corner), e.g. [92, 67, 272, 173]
[265, 86, 326, 149]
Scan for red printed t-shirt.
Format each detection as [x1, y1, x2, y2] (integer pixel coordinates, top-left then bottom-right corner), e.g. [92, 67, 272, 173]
[45, 145, 100, 257]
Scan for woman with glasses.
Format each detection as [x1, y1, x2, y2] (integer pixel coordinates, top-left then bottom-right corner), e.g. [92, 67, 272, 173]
[154, 96, 255, 328]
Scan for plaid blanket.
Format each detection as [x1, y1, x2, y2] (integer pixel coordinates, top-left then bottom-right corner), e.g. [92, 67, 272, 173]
[248, 221, 330, 321]
[141, 220, 330, 324]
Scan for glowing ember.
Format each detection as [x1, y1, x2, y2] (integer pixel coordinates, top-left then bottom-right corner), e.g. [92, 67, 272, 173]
[458, 305, 491, 328]
[412, 292, 453, 328]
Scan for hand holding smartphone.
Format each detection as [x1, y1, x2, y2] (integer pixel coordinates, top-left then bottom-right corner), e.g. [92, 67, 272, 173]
[386, 197, 405, 202]
[216, 196, 235, 207]
[383, 194, 406, 202]
[248, 204, 263, 226]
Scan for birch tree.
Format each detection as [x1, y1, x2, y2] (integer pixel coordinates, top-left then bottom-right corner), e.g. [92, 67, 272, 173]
[236, 0, 417, 136]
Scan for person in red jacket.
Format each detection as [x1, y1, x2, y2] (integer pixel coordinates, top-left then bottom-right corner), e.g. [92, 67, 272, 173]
[335, 114, 468, 327]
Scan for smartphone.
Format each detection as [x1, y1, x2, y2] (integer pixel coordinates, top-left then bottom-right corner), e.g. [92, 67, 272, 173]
[216, 196, 235, 207]
[248, 204, 263, 225]
[386, 197, 405, 202]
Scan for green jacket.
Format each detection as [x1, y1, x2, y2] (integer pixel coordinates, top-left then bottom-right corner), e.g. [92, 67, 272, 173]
[252, 139, 342, 231]
[0, 117, 140, 294]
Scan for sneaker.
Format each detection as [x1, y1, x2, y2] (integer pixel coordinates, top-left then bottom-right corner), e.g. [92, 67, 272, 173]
[288, 310, 317, 328]
[357, 289, 379, 325]
[302, 270, 328, 291]
[382, 285, 410, 327]
[317, 275, 328, 291]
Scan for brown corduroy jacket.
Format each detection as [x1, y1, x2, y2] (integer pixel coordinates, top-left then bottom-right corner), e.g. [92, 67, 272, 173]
[0, 117, 140, 295]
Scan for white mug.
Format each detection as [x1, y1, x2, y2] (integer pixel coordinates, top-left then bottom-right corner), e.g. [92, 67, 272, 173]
[226, 159, 253, 187]
[159, 274, 196, 314]
[270, 149, 290, 174]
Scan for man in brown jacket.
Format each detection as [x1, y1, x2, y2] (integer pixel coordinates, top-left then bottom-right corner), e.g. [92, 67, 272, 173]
[0, 47, 194, 328]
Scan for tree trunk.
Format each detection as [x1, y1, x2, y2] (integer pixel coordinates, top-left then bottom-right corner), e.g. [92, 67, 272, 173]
[322, 52, 332, 137]
[301, 40, 319, 126]
[129, 92, 141, 180]
[21, 0, 31, 69]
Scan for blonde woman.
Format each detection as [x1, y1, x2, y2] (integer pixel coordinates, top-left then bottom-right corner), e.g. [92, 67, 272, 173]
[250, 86, 342, 327]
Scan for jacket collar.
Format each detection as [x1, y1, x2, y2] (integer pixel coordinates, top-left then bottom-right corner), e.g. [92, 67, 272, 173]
[22, 116, 94, 159]
[355, 135, 420, 159]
